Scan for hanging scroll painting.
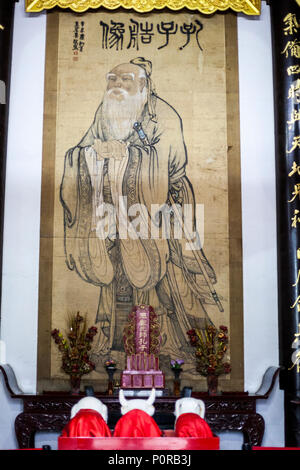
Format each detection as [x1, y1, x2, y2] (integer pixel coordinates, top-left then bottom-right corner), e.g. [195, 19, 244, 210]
[38, 8, 243, 392]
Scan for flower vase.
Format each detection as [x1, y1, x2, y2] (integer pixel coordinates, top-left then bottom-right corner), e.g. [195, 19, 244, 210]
[70, 375, 81, 395]
[172, 368, 182, 397]
[207, 373, 218, 395]
[106, 367, 116, 395]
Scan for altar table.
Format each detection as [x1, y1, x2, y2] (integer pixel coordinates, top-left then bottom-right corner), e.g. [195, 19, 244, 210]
[0, 364, 280, 449]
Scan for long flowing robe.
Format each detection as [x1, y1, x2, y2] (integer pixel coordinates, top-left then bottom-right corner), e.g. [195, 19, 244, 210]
[60, 93, 221, 358]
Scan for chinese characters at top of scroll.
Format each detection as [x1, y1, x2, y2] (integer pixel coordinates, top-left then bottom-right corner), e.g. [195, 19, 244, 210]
[99, 18, 203, 51]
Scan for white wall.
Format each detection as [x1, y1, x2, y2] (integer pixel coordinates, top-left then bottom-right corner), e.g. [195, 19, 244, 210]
[0, 0, 284, 450]
[238, 4, 284, 448]
[0, 1, 46, 450]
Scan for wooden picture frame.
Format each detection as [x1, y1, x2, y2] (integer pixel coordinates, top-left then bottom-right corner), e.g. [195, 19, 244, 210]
[37, 8, 244, 393]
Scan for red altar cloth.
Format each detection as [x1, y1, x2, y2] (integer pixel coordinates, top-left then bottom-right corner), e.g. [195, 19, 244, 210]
[113, 409, 162, 437]
[61, 409, 112, 437]
[175, 413, 213, 438]
[58, 434, 220, 450]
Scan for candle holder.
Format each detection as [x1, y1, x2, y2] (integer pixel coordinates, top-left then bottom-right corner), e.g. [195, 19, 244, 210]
[105, 366, 117, 395]
[70, 375, 81, 395]
[207, 373, 218, 396]
[171, 368, 182, 396]
[170, 359, 184, 396]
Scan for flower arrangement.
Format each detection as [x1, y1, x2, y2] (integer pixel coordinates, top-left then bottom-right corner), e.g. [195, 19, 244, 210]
[187, 324, 231, 377]
[170, 359, 184, 370]
[51, 312, 98, 378]
[105, 359, 117, 369]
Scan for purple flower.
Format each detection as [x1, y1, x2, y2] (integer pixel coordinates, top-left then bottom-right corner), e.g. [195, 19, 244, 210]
[170, 358, 185, 369]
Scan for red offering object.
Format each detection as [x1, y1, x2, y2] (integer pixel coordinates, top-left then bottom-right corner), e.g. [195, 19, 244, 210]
[121, 306, 165, 388]
[61, 409, 112, 437]
[58, 433, 220, 450]
[113, 409, 162, 437]
[175, 413, 213, 438]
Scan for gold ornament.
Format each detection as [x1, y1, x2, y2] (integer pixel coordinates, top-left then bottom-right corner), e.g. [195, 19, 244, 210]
[25, 0, 261, 15]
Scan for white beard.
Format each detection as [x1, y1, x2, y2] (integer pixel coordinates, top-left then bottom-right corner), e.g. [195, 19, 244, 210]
[102, 87, 147, 141]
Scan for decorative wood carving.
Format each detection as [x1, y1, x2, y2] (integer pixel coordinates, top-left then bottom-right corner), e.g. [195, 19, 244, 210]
[13, 395, 267, 448]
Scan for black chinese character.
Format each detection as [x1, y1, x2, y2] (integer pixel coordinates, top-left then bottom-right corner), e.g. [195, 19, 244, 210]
[140, 22, 154, 44]
[179, 20, 203, 50]
[100, 20, 125, 50]
[127, 19, 154, 50]
[127, 19, 139, 50]
[73, 39, 78, 51]
[157, 21, 178, 50]
[194, 20, 203, 50]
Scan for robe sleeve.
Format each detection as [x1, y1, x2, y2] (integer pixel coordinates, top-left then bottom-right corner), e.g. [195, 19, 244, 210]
[114, 97, 188, 290]
[60, 143, 114, 286]
[135, 97, 188, 212]
[60, 103, 104, 229]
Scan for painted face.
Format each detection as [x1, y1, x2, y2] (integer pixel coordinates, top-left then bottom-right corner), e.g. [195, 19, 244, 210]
[106, 63, 145, 100]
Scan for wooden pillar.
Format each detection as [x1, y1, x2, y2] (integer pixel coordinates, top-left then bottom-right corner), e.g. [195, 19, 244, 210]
[269, 0, 300, 446]
[0, 0, 18, 322]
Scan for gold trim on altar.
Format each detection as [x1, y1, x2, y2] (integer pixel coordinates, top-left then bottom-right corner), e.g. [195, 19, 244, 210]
[25, 0, 261, 15]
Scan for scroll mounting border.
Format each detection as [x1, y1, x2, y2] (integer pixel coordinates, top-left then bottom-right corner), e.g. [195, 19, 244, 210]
[25, 0, 261, 15]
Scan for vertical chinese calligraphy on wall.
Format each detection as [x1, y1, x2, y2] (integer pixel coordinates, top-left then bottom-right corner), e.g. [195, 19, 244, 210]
[270, 0, 300, 447]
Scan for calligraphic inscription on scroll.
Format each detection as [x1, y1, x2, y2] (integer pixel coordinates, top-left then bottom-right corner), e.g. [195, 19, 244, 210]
[135, 310, 150, 354]
[38, 9, 243, 391]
